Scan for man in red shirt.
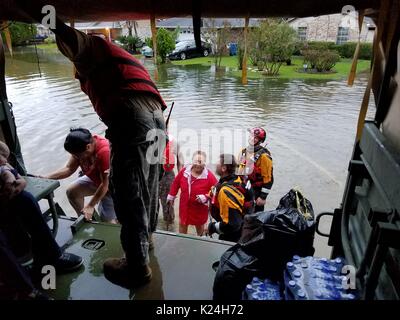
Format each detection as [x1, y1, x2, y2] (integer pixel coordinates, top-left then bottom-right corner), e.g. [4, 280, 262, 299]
[41, 128, 117, 223]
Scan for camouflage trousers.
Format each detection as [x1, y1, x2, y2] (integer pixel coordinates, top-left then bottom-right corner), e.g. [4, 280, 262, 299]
[159, 170, 175, 231]
[106, 94, 166, 267]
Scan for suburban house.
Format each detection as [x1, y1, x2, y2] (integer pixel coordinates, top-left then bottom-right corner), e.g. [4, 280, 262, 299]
[288, 14, 376, 44]
[36, 12, 375, 45]
[156, 14, 375, 44]
[156, 17, 261, 42]
[36, 20, 151, 41]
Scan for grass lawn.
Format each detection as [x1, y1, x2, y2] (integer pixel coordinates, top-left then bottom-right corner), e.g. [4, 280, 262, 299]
[35, 42, 58, 50]
[171, 56, 371, 80]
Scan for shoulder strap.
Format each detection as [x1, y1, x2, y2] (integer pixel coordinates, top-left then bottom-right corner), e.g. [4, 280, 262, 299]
[254, 147, 272, 162]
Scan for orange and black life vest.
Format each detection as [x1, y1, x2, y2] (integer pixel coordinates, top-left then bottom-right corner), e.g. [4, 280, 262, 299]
[249, 148, 272, 188]
[239, 146, 273, 188]
[210, 175, 254, 220]
[77, 39, 167, 122]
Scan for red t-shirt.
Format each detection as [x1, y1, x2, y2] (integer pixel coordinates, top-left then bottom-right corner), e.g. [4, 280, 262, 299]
[80, 135, 110, 186]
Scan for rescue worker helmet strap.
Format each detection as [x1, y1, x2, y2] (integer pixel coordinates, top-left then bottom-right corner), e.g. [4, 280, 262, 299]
[248, 127, 266, 143]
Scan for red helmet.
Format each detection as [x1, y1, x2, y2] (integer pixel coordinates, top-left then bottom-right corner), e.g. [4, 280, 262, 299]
[248, 127, 266, 143]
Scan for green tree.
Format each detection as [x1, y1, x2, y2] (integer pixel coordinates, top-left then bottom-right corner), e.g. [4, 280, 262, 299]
[204, 20, 231, 69]
[251, 19, 297, 76]
[146, 28, 177, 63]
[144, 37, 152, 48]
[156, 28, 176, 63]
[2, 22, 37, 46]
[118, 35, 142, 53]
[248, 25, 263, 67]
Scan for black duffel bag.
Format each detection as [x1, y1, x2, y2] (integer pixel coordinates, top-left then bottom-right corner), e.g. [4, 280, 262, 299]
[213, 189, 315, 300]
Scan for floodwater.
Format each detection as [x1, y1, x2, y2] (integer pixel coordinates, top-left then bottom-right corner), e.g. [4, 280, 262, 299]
[4, 46, 374, 256]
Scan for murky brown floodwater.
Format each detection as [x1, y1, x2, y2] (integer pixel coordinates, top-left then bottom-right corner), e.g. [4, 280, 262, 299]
[4, 46, 374, 256]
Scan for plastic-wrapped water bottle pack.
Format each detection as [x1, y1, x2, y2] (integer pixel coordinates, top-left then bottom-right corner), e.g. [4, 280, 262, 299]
[243, 277, 283, 300]
[284, 255, 356, 300]
[242, 255, 357, 300]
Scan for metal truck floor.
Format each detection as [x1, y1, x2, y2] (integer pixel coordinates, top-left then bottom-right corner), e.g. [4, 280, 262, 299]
[51, 217, 232, 300]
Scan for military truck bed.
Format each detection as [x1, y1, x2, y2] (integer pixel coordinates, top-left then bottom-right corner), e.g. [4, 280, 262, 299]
[51, 217, 232, 300]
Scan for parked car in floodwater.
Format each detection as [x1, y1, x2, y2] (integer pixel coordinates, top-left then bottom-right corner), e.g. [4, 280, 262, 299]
[141, 45, 154, 58]
[168, 40, 211, 60]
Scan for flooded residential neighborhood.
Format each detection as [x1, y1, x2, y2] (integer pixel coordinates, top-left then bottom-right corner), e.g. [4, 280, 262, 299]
[0, 0, 399, 304]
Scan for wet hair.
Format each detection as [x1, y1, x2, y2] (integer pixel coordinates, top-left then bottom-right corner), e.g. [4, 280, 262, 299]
[220, 154, 237, 175]
[64, 128, 93, 154]
[0, 141, 10, 159]
[192, 150, 207, 161]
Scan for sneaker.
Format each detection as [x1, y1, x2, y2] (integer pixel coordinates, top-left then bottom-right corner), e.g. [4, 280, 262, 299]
[55, 252, 83, 273]
[103, 257, 152, 289]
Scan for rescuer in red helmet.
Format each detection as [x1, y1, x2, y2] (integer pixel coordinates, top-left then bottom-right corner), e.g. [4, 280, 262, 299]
[237, 127, 274, 212]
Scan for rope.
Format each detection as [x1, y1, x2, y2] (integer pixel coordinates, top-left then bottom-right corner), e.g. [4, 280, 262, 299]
[30, 24, 42, 78]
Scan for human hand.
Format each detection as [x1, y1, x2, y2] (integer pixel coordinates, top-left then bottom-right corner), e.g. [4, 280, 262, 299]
[196, 194, 208, 204]
[0, 171, 18, 200]
[11, 179, 25, 197]
[166, 199, 174, 207]
[255, 197, 266, 207]
[81, 205, 95, 221]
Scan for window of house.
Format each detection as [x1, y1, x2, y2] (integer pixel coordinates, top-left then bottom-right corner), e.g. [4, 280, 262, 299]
[336, 27, 350, 44]
[297, 26, 307, 41]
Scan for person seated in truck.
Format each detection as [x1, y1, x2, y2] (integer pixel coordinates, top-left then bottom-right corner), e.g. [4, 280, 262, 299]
[0, 141, 24, 200]
[39, 128, 117, 224]
[0, 141, 83, 300]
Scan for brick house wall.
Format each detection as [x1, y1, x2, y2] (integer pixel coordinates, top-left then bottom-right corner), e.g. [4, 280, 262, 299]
[289, 13, 375, 43]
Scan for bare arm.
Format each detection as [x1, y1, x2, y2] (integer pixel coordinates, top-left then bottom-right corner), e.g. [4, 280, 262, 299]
[16, 2, 104, 76]
[88, 171, 109, 208]
[16, 1, 79, 56]
[43, 156, 79, 180]
[81, 170, 109, 220]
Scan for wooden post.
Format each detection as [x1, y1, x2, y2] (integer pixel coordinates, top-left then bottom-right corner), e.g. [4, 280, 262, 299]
[150, 14, 158, 80]
[347, 10, 364, 86]
[0, 22, 12, 58]
[242, 16, 249, 85]
[106, 27, 111, 42]
[4, 26, 12, 58]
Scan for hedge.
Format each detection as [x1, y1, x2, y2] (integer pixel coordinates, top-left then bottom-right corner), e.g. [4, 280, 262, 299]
[294, 41, 372, 60]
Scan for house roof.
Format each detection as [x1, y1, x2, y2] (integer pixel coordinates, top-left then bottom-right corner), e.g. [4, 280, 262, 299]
[288, 14, 377, 28]
[67, 21, 124, 30]
[1, 0, 380, 22]
[157, 17, 262, 29]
